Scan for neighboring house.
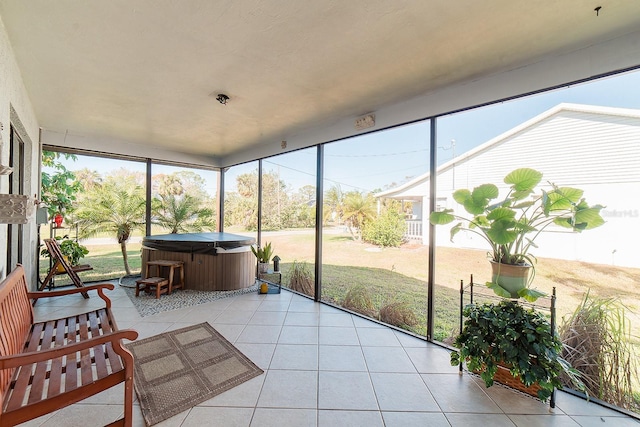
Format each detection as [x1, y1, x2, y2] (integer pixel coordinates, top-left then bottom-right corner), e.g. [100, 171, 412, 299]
[376, 103, 640, 268]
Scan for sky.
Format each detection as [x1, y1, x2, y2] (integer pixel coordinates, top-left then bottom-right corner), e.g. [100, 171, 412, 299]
[51, 69, 640, 196]
[250, 69, 640, 194]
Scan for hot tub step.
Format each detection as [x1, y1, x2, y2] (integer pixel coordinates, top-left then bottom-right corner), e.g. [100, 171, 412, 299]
[135, 277, 170, 299]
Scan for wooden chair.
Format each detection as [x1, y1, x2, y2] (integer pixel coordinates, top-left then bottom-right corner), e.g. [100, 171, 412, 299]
[39, 238, 93, 298]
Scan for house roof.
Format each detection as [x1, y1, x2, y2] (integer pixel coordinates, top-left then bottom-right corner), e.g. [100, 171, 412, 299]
[375, 103, 640, 199]
[2, 1, 640, 167]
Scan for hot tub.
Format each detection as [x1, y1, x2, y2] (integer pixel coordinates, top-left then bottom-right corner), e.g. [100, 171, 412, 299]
[141, 232, 256, 291]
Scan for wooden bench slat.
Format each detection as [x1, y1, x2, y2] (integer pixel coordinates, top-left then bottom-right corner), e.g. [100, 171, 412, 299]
[77, 313, 94, 386]
[64, 315, 78, 392]
[47, 318, 67, 398]
[28, 320, 57, 405]
[99, 309, 124, 373]
[5, 322, 44, 412]
[89, 311, 109, 379]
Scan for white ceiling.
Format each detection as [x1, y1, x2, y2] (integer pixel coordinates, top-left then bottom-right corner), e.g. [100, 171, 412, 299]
[2, 1, 640, 165]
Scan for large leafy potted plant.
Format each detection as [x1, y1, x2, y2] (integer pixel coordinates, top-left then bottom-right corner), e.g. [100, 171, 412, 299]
[429, 168, 605, 300]
[451, 300, 584, 401]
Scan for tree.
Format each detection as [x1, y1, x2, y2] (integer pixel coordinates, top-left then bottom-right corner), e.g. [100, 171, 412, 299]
[224, 170, 289, 231]
[171, 171, 210, 200]
[75, 182, 146, 276]
[298, 185, 316, 203]
[323, 184, 344, 225]
[154, 173, 183, 196]
[152, 193, 215, 233]
[75, 168, 103, 191]
[342, 191, 376, 240]
[41, 151, 81, 217]
[152, 170, 216, 232]
[108, 168, 145, 188]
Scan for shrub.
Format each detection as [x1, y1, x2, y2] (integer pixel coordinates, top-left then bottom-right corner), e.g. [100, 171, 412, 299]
[378, 301, 418, 328]
[285, 260, 314, 296]
[559, 292, 639, 411]
[342, 285, 376, 317]
[362, 209, 406, 247]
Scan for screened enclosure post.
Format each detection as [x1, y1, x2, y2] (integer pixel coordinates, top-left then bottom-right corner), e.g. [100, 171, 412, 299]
[427, 118, 437, 341]
[550, 286, 557, 409]
[218, 169, 225, 233]
[459, 278, 464, 374]
[257, 160, 263, 246]
[314, 144, 324, 302]
[145, 159, 152, 236]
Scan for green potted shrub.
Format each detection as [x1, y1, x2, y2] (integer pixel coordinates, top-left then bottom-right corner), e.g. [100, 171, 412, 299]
[451, 300, 584, 401]
[251, 242, 274, 274]
[429, 168, 605, 300]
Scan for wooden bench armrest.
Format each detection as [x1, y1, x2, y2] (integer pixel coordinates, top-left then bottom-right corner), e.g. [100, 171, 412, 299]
[28, 283, 115, 306]
[0, 329, 139, 370]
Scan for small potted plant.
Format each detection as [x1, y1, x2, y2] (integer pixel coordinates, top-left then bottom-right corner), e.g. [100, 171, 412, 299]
[251, 242, 274, 274]
[429, 168, 605, 300]
[451, 300, 584, 402]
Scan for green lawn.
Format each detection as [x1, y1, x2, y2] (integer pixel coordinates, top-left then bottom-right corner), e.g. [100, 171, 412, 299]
[40, 232, 640, 347]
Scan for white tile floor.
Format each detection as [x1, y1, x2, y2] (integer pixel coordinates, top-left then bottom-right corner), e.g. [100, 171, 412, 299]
[24, 284, 639, 427]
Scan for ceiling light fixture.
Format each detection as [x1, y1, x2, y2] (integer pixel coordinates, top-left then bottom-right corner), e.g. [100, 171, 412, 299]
[216, 94, 230, 105]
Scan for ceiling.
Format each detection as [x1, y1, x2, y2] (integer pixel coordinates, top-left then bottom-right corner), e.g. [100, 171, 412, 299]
[2, 1, 640, 164]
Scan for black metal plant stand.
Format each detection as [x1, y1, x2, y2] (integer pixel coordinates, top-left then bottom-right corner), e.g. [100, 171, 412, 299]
[459, 274, 557, 408]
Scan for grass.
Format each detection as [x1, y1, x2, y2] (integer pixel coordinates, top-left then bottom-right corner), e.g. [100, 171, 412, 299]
[40, 230, 640, 345]
[40, 230, 640, 340]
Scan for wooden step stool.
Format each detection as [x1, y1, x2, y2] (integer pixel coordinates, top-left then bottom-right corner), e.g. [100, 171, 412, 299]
[145, 260, 185, 293]
[135, 276, 170, 299]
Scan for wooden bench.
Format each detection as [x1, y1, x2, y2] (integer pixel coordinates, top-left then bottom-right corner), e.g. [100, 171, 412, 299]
[0, 265, 138, 427]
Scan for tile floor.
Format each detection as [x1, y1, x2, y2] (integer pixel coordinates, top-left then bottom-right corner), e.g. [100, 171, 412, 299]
[24, 284, 639, 427]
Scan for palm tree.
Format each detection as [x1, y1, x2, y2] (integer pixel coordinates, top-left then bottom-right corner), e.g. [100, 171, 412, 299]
[342, 191, 376, 240]
[75, 183, 146, 276]
[153, 193, 215, 233]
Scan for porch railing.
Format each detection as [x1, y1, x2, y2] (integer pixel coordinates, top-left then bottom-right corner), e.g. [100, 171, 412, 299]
[405, 219, 422, 241]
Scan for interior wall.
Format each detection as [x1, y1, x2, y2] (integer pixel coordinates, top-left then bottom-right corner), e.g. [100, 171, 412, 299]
[0, 15, 41, 281]
[221, 30, 640, 167]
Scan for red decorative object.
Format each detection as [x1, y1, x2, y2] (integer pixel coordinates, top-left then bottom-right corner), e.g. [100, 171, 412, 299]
[53, 213, 63, 228]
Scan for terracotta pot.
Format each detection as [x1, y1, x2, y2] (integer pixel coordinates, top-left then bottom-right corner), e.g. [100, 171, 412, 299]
[490, 261, 532, 298]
